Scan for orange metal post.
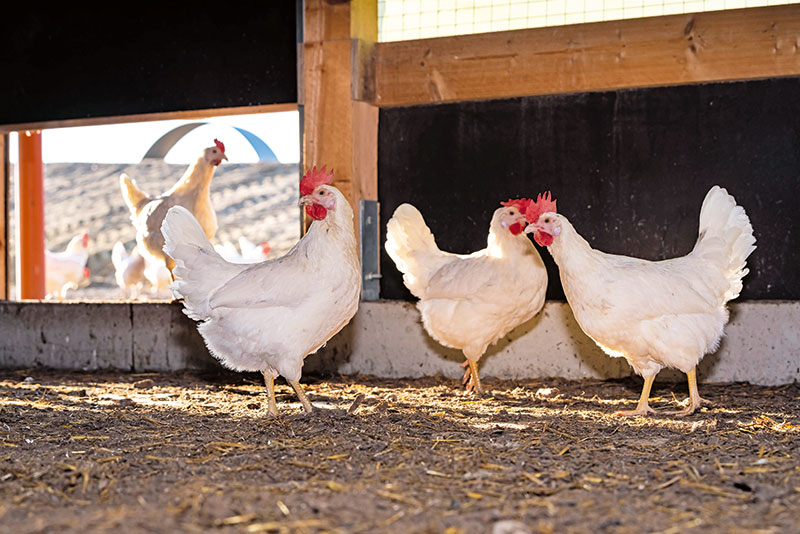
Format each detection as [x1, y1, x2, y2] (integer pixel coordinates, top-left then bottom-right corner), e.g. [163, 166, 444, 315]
[17, 130, 45, 299]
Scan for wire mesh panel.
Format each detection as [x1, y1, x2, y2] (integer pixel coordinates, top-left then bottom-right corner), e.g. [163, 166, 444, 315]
[378, 0, 799, 41]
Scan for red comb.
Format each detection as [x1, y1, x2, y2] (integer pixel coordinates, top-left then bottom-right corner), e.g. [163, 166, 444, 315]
[525, 191, 558, 223]
[300, 165, 334, 196]
[501, 198, 532, 213]
[214, 139, 225, 153]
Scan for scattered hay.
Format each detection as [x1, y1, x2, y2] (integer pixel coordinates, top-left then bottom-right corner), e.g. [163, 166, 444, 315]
[0, 369, 798, 533]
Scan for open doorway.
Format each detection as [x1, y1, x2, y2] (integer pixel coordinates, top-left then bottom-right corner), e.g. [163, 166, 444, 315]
[6, 110, 300, 301]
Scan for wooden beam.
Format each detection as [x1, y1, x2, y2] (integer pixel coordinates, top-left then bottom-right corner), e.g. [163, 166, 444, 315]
[302, 0, 378, 230]
[0, 103, 298, 134]
[352, 100, 378, 203]
[371, 5, 800, 108]
[0, 134, 7, 300]
[303, 38, 355, 201]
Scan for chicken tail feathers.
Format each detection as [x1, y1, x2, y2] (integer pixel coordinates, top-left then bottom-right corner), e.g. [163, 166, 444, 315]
[693, 185, 757, 302]
[161, 206, 244, 320]
[385, 203, 449, 298]
[119, 173, 151, 217]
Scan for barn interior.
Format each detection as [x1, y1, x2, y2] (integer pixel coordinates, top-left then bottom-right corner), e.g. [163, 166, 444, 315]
[0, 2, 798, 533]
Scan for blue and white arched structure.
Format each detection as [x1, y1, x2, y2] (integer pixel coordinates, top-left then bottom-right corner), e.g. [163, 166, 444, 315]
[142, 122, 279, 162]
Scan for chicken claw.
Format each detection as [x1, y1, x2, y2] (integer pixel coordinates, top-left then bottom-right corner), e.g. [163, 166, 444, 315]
[461, 360, 485, 396]
[615, 405, 656, 417]
[289, 381, 314, 414]
[262, 371, 280, 418]
[614, 374, 656, 417]
[667, 397, 712, 417]
[665, 368, 711, 417]
[460, 360, 471, 386]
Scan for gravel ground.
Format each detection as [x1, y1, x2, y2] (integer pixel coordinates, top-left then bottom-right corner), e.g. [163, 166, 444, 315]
[0, 369, 798, 534]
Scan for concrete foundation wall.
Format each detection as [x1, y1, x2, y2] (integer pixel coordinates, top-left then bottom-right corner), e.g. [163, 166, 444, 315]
[0, 302, 217, 372]
[1, 300, 798, 385]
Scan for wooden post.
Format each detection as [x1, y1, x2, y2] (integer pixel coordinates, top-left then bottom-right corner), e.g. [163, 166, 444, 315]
[0, 134, 8, 300]
[301, 0, 378, 233]
[17, 130, 46, 299]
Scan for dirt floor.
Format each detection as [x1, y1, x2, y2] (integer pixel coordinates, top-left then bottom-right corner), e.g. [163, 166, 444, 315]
[0, 369, 798, 534]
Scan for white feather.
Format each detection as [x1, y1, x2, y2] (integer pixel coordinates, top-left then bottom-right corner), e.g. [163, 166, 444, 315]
[161, 187, 360, 385]
[385, 203, 548, 362]
[545, 185, 756, 376]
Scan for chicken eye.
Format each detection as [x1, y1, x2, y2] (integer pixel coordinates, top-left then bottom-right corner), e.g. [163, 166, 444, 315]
[544, 218, 550, 223]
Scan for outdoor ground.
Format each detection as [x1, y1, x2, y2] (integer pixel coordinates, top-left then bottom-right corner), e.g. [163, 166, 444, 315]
[6, 161, 300, 301]
[0, 369, 798, 534]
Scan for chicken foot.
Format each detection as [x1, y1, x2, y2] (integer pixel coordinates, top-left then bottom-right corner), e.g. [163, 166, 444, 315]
[289, 381, 314, 414]
[460, 360, 485, 396]
[615, 374, 656, 417]
[261, 371, 280, 417]
[666, 368, 711, 417]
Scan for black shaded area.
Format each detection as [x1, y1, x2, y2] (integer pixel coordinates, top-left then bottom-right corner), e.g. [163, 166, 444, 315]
[0, 3, 297, 126]
[379, 77, 800, 301]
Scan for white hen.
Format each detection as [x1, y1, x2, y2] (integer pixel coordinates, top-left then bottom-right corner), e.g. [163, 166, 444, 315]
[238, 236, 271, 262]
[161, 166, 360, 415]
[45, 231, 91, 299]
[213, 237, 271, 264]
[525, 187, 756, 416]
[112, 241, 146, 298]
[143, 257, 172, 297]
[121, 139, 227, 273]
[385, 199, 548, 395]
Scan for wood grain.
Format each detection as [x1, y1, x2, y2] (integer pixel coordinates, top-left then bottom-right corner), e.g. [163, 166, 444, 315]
[302, 0, 379, 234]
[371, 5, 800, 107]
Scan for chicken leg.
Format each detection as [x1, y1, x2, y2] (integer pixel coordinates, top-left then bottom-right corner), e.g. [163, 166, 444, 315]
[615, 374, 656, 417]
[289, 381, 314, 414]
[667, 368, 711, 416]
[262, 371, 279, 417]
[460, 360, 485, 395]
[165, 256, 177, 279]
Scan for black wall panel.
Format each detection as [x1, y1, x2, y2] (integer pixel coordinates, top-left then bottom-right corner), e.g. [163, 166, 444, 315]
[1, 3, 297, 126]
[379, 77, 800, 301]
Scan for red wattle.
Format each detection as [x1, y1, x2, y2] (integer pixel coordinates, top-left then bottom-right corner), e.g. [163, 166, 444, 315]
[509, 222, 524, 235]
[306, 203, 328, 220]
[534, 231, 553, 247]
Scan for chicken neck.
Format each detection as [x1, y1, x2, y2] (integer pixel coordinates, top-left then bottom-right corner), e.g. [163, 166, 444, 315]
[486, 219, 534, 261]
[545, 219, 598, 273]
[164, 156, 216, 197]
[302, 190, 358, 264]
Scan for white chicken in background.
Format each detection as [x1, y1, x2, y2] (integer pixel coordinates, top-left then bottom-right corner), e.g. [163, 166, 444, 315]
[112, 241, 146, 298]
[238, 236, 271, 262]
[385, 198, 548, 395]
[213, 236, 271, 264]
[161, 166, 361, 415]
[525, 187, 756, 416]
[120, 139, 227, 274]
[143, 257, 173, 298]
[45, 231, 91, 299]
